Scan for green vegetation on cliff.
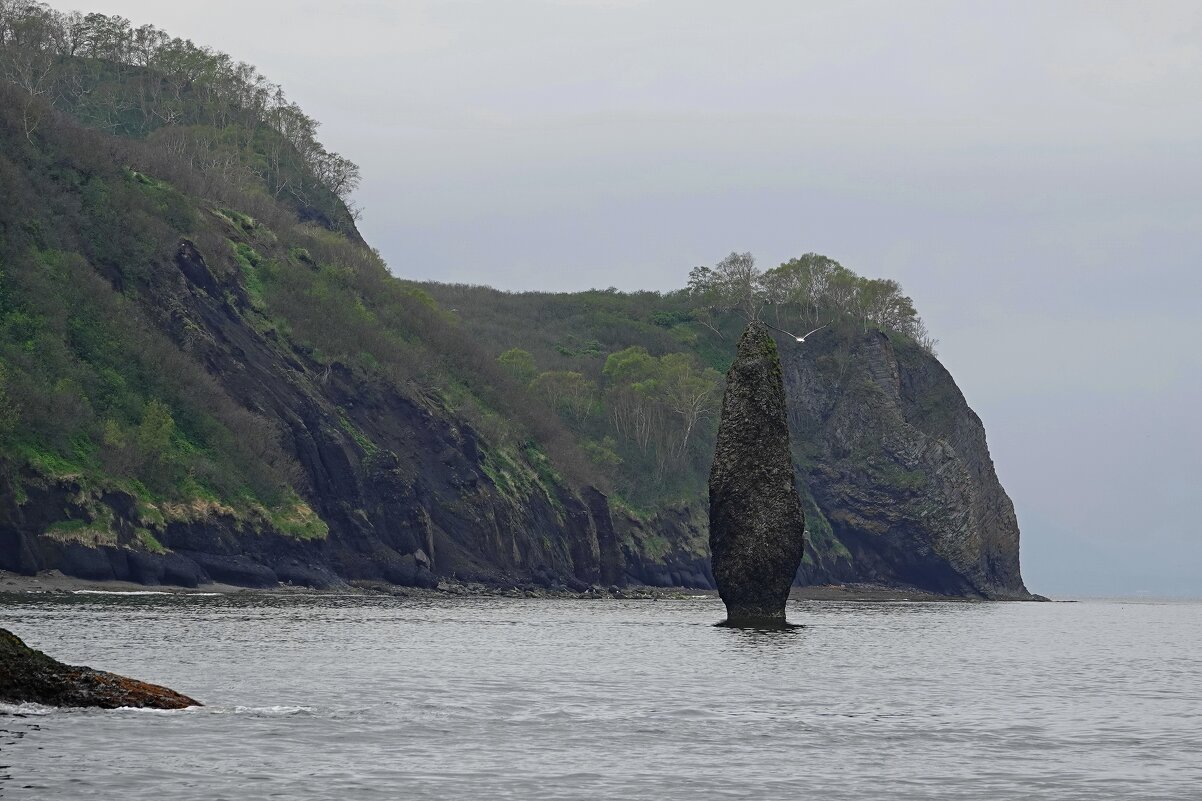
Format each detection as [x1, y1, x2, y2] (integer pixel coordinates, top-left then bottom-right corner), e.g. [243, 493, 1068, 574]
[0, 3, 596, 544]
[2, 4, 934, 521]
[1, 3, 1027, 597]
[423, 248, 937, 512]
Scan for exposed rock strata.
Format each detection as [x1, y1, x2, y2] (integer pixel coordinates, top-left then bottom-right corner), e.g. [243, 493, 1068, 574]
[708, 322, 806, 623]
[0, 240, 619, 593]
[784, 330, 1031, 599]
[0, 241, 1030, 598]
[0, 628, 199, 709]
[0, 83, 1032, 598]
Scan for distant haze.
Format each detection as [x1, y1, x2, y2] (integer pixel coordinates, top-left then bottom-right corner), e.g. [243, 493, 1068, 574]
[83, 1, 1202, 597]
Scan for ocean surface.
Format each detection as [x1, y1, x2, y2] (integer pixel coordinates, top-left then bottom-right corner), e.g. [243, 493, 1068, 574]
[1, 593, 1199, 800]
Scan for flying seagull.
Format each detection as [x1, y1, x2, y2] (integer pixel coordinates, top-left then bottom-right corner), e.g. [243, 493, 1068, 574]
[764, 321, 827, 343]
[733, 309, 828, 343]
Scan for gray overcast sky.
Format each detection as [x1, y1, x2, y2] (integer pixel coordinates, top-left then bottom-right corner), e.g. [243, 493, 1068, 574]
[84, 0, 1201, 596]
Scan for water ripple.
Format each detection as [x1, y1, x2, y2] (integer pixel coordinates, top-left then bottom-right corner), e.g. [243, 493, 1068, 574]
[1, 595, 1200, 799]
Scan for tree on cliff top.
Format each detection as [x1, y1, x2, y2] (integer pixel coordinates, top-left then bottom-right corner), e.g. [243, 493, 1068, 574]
[689, 251, 937, 354]
[688, 252, 764, 321]
[0, 0, 361, 230]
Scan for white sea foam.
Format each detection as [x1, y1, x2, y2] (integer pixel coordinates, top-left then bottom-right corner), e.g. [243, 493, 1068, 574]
[70, 590, 223, 596]
[71, 590, 173, 596]
[0, 702, 56, 716]
[228, 705, 316, 716]
[112, 705, 203, 714]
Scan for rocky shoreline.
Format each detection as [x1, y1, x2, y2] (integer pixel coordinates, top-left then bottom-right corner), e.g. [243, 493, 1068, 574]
[2, 569, 1039, 602]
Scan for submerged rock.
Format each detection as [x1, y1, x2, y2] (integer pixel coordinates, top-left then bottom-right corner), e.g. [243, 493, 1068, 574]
[0, 628, 199, 709]
[709, 321, 806, 624]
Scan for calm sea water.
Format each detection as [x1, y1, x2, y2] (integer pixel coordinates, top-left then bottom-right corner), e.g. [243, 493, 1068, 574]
[1, 593, 1199, 800]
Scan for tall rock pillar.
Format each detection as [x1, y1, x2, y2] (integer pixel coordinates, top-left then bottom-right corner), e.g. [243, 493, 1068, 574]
[709, 321, 806, 624]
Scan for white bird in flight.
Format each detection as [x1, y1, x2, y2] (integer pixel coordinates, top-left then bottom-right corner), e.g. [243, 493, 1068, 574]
[765, 322, 827, 343]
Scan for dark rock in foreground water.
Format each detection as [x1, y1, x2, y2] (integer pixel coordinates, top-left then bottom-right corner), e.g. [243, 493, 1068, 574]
[0, 628, 199, 709]
[709, 321, 806, 625]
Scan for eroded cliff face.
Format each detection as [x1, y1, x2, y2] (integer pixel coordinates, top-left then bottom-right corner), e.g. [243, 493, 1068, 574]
[0, 230, 1028, 597]
[784, 329, 1029, 599]
[596, 328, 1031, 600]
[0, 235, 616, 592]
[0, 34, 1029, 597]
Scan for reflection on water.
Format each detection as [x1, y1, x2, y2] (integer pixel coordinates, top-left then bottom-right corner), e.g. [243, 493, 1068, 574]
[1, 593, 1200, 800]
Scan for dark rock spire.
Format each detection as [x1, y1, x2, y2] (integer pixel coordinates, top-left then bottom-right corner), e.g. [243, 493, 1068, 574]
[709, 321, 806, 624]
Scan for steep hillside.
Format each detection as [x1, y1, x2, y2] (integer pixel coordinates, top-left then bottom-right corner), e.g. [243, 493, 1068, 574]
[0, 78, 626, 590]
[423, 284, 1031, 598]
[0, 5, 1031, 598]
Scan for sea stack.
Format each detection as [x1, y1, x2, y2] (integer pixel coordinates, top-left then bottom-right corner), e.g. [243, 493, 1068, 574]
[0, 628, 199, 709]
[709, 321, 806, 625]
